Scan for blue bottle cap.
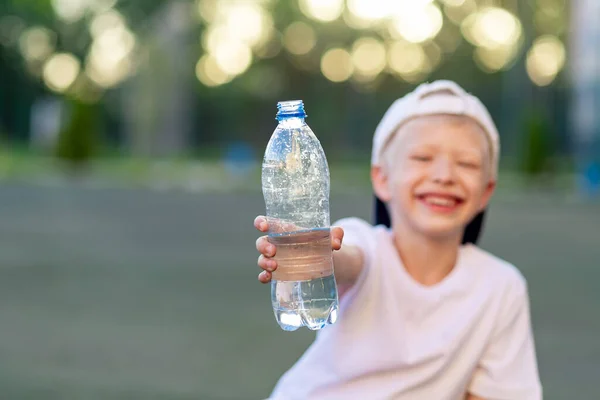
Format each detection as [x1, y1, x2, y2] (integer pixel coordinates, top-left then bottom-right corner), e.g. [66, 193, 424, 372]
[276, 100, 306, 120]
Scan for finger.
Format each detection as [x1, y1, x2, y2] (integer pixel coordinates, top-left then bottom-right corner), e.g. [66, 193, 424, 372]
[256, 236, 276, 257]
[331, 226, 344, 250]
[258, 270, 272, 284]
[254, 215, 268, 232]
[258, 254, 277, 272]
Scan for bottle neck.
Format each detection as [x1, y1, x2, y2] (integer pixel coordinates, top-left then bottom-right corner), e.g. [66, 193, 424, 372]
[278, 116, 305, 128]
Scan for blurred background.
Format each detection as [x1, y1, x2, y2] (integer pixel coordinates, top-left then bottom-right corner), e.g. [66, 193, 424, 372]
[0, 0, 598, 399]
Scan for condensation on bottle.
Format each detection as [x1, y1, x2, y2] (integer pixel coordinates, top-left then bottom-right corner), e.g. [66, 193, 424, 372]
[261, 100, 339, 331]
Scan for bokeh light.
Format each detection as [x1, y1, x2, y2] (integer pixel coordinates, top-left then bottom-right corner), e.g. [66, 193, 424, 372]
[89, 9, 126, 39]
[19, 26, 55, 62]
[462, 7, 522, 50]
[342, 8, 372, 29]
[298, 0, 344, 22]
[195, 54, 232, 87]
[351, 37, 386, 81]
[51, 0, 89, 23]
[221, 3, 272, 49]
[200, 2, 273, 51]
[387, 41, 430, 82]
[8, 0, 571, 99]
[389, 2, 443, 44]
[444, 0, 477, 25]
[43, 53, 80, 93]
[526, 35, 565, 86]
[474, 45, 519, 73]
[196, 0, 274, 86]
[86, 24, 136, 88]
[320, 48, 353, 83]
[461, 6, 523, 73]
[347, 0, 392, 23]
[440, 0, 466, 6]
[213, 39, 252, 75]
[86, 57, 133, 89]
[197, 0, 218, 22]
[283, 22, 316, 55]
[202, 25, 228, 54]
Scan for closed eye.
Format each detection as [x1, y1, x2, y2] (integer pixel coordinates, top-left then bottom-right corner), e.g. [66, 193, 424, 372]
[458, 161, 480, 169]
[411, 155, 432, 162]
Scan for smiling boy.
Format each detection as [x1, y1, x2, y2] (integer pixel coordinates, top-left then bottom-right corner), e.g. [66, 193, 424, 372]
[255, 81, 542, 399]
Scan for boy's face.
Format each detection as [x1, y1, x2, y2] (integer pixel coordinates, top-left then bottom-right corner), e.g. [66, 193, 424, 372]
[372, 115, 496, 241]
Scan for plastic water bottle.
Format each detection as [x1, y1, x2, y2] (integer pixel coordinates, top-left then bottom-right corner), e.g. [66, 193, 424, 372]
[261, 100, 339, 331]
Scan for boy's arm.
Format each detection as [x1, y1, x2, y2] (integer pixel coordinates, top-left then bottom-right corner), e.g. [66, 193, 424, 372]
[467, 277, 542, 400]
[330, 217, 375, 292]
[332, 244, 364, 286]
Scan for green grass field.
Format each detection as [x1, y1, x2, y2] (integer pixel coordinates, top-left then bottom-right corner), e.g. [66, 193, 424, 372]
[0, 180, 597, 399]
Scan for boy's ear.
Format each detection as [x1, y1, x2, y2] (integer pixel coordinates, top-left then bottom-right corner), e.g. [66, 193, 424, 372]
[371, 165, 392, 202]
[479, 180, 496, 210]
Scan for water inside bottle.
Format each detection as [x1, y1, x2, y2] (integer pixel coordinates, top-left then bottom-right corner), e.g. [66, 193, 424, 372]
[269, 228, 339, 331]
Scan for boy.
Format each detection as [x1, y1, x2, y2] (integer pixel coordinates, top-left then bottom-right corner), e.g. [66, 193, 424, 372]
[254, 81, 542, 399]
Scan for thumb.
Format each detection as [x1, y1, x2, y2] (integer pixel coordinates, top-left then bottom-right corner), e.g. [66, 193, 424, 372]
[331, 226, 344, 250]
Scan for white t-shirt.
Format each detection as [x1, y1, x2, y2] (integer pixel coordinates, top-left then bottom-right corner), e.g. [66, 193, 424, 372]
[269, 217, 542, 400]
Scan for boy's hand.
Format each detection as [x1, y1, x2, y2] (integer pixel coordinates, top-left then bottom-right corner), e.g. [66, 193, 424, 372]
[254, 215, 344, 284]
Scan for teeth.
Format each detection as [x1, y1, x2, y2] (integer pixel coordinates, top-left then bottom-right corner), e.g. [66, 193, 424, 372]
[424, 196, 456, 207]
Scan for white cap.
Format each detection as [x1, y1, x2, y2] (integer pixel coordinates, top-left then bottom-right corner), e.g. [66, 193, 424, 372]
[371, 80, 500, 178]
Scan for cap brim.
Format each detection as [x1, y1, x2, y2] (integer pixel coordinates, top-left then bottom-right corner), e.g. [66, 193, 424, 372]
[373, 196, 485, 245]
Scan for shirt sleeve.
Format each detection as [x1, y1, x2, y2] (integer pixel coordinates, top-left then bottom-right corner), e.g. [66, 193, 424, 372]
[334, 217, 374, 255]
[468, 277, 543, 400]
[332, 217, 376, 294]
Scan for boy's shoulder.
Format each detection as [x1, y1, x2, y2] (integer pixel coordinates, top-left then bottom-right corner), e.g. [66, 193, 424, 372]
[333, 216, 529, 293]
[464, 244, 529, 296]
[334, 216, 374, 229]
[333, 216, 387, 250]
[334, 216, 388, 235]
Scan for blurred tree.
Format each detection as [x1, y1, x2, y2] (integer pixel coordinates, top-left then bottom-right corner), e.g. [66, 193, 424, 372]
[519, 109, 557, 180]
[55, 100, 101, 168]
[0, 0, 572, 167]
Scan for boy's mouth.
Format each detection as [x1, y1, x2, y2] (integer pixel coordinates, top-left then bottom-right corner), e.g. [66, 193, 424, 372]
[417, 193, 464, 212]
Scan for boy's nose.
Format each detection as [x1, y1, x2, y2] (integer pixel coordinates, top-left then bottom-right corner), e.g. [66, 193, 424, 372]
[431, 158, 455, 184]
